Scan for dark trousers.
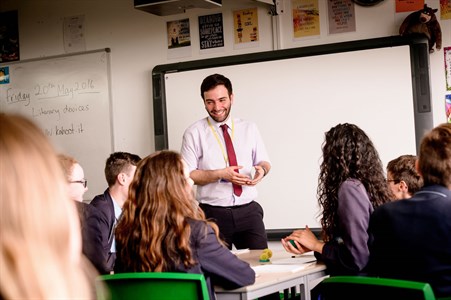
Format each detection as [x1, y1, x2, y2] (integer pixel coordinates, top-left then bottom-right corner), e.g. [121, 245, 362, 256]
[200, 201, 268, 250]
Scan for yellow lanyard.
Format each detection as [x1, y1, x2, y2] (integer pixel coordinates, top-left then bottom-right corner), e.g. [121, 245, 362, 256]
[207, 117, 234, 166]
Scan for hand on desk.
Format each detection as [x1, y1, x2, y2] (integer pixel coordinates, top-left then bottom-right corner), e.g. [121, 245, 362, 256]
[281, 225, 324, 255]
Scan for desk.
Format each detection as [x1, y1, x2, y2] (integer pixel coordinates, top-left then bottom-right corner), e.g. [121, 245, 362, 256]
[215, 250, 327, 300]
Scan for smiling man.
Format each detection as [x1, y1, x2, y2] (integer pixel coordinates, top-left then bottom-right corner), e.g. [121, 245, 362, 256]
[181, 73, 271, 250]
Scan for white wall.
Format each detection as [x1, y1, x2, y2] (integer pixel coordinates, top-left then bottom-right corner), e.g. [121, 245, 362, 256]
[1, 0, 449, 191]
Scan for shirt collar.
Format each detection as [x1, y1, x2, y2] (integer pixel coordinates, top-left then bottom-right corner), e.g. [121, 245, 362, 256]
[207, 116, 233, 129]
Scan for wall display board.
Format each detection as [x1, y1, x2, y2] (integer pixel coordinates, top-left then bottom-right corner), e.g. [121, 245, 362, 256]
[152, 36, 433, 236]
[0, 49, 113, 201]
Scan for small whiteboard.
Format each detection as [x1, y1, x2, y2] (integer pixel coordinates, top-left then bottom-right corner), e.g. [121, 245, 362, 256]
[0, 49, 113, 201]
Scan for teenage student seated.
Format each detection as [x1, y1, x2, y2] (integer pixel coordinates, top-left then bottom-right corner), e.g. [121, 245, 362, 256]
[368, 123, 451, 298]
[90, 151, 141, 274]
[386, 154, 423, 200]
[0, 113, 94, 299]
[281, 123, 392, 275]
[114, 150, 255, 300]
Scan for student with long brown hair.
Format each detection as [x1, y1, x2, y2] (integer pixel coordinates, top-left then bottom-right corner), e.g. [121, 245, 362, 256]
[114, 150, 255, 300]
[0, 113, 93, 299]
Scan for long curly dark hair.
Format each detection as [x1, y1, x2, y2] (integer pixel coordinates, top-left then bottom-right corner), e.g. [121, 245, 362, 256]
[317, 123, 392, 242]
[115, 150, 221, 272]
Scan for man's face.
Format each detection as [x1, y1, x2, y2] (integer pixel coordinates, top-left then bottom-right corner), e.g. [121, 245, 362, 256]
[203, 85, 233, 123]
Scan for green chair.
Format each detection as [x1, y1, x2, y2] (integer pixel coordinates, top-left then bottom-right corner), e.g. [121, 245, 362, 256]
[312, 276, 436, 300]
[96, 272, 210, 300]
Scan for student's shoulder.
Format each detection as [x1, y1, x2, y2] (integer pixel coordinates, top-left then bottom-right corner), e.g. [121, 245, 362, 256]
[187, 219, 213, 237]
[90, 191, 114, 216]
[339, 178, 366, 194]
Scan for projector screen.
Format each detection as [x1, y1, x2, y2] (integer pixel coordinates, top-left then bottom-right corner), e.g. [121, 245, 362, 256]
[152, 36, 433, 235]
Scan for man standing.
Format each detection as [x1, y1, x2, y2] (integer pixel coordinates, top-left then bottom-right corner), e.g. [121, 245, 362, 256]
[90, 151, 141, 274]
[181, 73, 271, 250]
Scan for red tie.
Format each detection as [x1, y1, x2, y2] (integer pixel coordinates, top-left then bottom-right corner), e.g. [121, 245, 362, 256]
[221, 124, 242, 196]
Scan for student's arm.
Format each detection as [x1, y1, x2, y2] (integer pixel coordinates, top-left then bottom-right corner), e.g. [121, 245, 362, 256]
[320, 180, 372, 274]
[194, 222, 255, 289]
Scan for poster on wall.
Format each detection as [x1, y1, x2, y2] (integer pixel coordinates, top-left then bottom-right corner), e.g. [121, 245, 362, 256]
[292, 0, 320, 40]
[395, 0, 424, 13]
[167, 18, 191, 59]
[0, 66, 10, 84]
[63, 15, 86, 53]
[327, 0, 356, 35]
[445, 46, 451, 91]
[446, 94, 451, 123]
[233, 8, 259, 49]
[0, 10, 20, 62]
[199, 13, 224, 53]
[441, 0, 451, 20]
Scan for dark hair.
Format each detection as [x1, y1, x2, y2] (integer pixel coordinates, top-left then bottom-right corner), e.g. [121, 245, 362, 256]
[387, 154, 423, 195]
[317, 123, 392, 242]
[200, 74, 233, 99]
[104, 152, 141, 187]
[418, 123, 451, 188]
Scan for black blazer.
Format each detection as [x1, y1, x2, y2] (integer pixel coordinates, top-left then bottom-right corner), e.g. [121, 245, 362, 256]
[74, 201, 107, 274]
[89, 189, 116, 274]
[368, 185, 451, 298]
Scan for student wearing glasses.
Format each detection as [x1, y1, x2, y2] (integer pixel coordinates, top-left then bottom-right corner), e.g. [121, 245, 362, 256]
[386, 154, 423, 200]
[58, 154, 105, 275]
[368, 123, 451, 298]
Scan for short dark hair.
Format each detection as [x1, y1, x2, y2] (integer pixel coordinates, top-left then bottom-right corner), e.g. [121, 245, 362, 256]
[387, 154, 423, 195]
[104, 152, 141, 187]
[200, 74, 233, 99]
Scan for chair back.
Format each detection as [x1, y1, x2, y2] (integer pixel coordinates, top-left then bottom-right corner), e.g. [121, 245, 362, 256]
[313, 276, 436, 300]
[96, 272, 210, 300]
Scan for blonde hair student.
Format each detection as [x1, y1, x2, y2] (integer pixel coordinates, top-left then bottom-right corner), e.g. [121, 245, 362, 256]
[0, 113, 93, 299]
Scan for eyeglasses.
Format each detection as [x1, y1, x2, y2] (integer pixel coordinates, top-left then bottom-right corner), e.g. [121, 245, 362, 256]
[386, 179, 400, 184]
[69, 179, 88, 188]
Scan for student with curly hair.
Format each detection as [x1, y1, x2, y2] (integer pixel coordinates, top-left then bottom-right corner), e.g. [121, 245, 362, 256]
[281, 123, 392, 275]
[114, 150, 255, 300]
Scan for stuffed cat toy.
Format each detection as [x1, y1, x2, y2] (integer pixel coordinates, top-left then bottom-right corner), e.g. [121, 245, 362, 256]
[399, 4, 442, 53]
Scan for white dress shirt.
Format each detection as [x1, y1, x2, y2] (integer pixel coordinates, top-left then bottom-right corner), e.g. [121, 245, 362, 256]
[181, 116, 270, 206]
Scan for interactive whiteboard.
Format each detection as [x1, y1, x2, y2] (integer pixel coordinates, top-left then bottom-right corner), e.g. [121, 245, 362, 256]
[152, 36, 433, 235]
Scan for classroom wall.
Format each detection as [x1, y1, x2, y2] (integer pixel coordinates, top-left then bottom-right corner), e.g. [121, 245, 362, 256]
[1, 0, 450, 193]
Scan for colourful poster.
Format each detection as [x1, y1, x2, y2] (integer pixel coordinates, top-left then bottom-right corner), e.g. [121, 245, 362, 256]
[292, 0, 320, 39]
[167, 18, 191, 49]
[446, 94, 451, 123]
[233, 8, 259, 45]
[395, 0, 424, 13]
[445, 47, 451, 91]
[199, 13, 224, 50]
[440, 0, 451, 20]
[0, 66, 10, 84]
[328, 0, 356, 34]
